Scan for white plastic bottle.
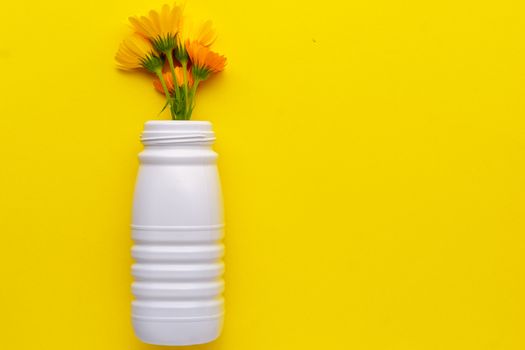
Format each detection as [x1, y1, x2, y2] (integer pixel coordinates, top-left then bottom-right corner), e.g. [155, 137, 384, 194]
[131, 121, 224, 346]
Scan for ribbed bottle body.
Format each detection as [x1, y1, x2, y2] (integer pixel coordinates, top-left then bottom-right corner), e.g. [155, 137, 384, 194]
[131, 121, 224, 346]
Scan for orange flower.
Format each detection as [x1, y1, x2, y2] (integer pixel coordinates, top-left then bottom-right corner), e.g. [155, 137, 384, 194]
[153, 67, 193, 94]
[129, 3, 182, 40]
[115, 33, 162, 72]
[191, 20, 216, 47]
[186, 40, 226, 80]
[178, 19, 216, 47]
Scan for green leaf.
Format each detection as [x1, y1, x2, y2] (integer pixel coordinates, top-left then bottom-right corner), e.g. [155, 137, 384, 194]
[157, 99, 170, 117]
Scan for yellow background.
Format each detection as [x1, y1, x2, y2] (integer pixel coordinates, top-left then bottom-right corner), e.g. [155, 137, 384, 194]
[0, 0, 524, 349]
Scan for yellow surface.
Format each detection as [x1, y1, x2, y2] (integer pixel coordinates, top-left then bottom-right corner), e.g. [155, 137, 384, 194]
[0, 0, 524, 349]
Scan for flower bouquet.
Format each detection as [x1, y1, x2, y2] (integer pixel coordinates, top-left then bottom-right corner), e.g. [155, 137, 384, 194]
[116, 3, 226, 120]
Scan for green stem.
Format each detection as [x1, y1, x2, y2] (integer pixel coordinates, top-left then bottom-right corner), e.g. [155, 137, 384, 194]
[165, 50, 180, 102]
[155, 69, 174, 119]
[181, 60, 190, 119]
[187, 78, 201, 119]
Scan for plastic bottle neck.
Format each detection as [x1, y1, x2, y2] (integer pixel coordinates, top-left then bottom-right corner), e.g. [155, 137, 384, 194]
[140, 121, 215, 147]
